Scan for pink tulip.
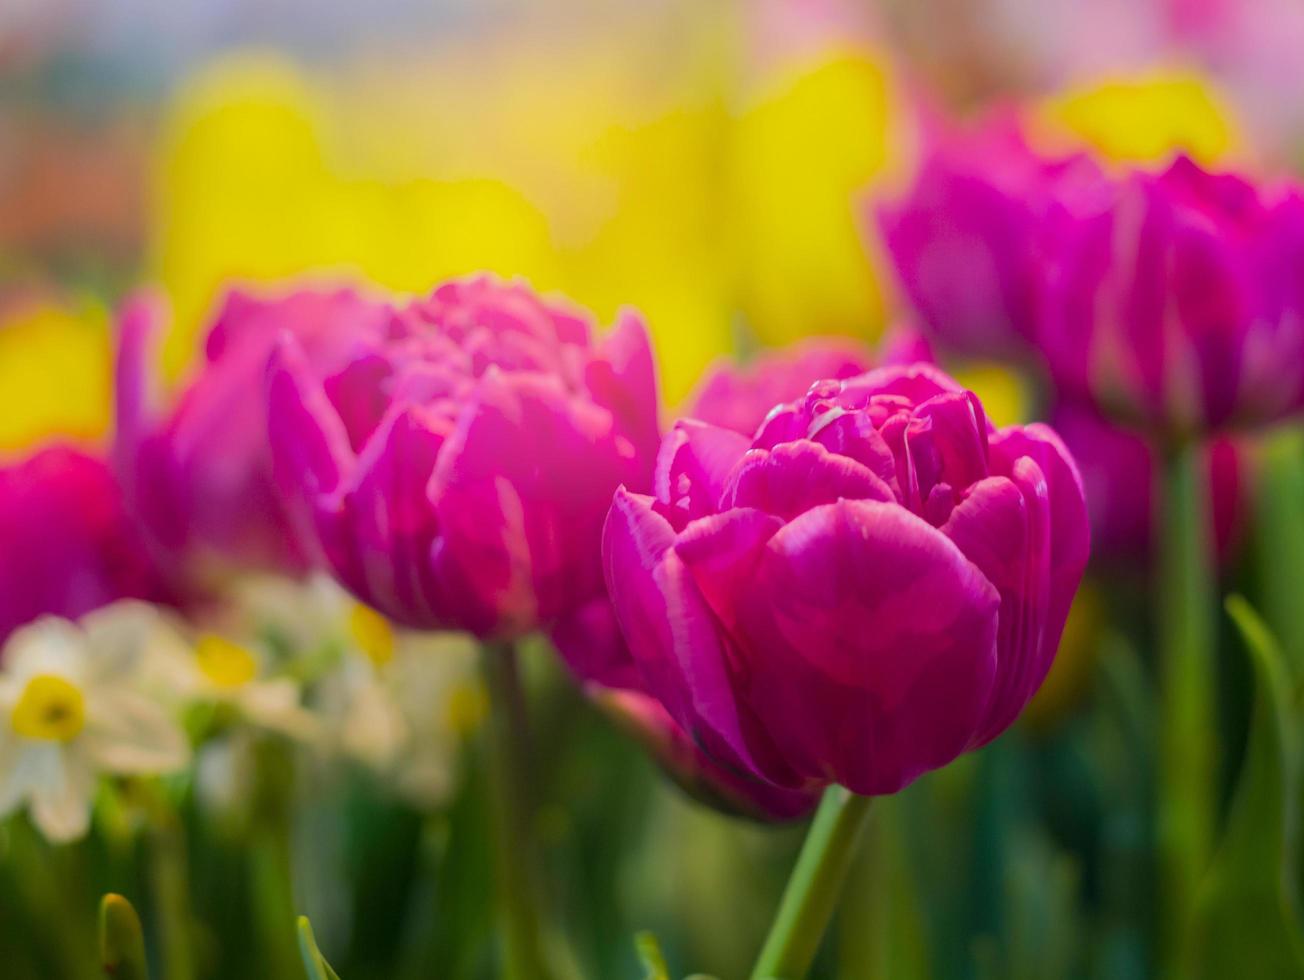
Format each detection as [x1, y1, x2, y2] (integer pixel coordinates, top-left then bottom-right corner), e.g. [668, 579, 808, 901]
[1042, 155, 1304, 434]
[114, 286, 390, 591]
[602, 363, 1089, 796]
[268, 275, 660, 638]
[876, 116, 1103, 360]
[0, 445, 169, 645]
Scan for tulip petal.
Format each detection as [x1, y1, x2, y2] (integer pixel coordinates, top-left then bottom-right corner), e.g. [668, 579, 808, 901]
[721, 440, 896, 519]
[653, 420, 751, 527]
[603, 489, 794, 785]
[736, 499, 1000, 794]
[266, 336, 354, 501]
[431, 369, 625, 635]
[989, 424, 1091, 643]
[333, 405, 448, 627]
[942, 471, 1050, 745]
[588, 310, 661, 472]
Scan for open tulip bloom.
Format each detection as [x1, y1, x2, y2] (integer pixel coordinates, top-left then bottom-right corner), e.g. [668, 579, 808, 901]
[605, 362, 1089, 797]
[602, 361, 1089, 976]
[267, 275, 660, 640]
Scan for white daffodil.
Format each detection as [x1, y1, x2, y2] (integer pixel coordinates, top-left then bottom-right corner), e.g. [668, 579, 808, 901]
[184, 632, 319, 741]
[0, 603, 191, 842]
[318, 600, 484, 808]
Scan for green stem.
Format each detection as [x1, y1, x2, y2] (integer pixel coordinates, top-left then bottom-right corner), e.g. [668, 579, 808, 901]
[482, 641, 555, 980]
[1156, 440, 1218, 976]
[1256, 428, 1304, 685]
[752, 786, 874, 980]
[144, 787, 195, 980]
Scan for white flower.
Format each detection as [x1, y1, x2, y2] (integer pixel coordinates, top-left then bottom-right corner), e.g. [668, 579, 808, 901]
[182, 632, 319, 741]
[318, 600, 483, 808]
[0, 603, 191, 842]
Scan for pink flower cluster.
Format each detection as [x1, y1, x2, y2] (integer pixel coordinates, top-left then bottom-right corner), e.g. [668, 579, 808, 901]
[2, 272, 1095, 815]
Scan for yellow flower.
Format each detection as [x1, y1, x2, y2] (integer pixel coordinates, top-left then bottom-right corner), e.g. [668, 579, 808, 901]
[149, 53, 560, 379]
[1035, 68, 1239, 166]
[0, 296, 111, 454]
[729, 48, 901, 349]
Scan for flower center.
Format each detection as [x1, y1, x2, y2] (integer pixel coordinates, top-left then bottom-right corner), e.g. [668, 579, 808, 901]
[12, 674, 86, 742]
[196, 634, 259, 689]
[347, 603, 395, 668]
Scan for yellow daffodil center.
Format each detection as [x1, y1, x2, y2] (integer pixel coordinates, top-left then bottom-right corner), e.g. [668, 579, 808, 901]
[196, 634, 259, 689]
[347, 604, 395, 668]
[11, 674, 86, 742]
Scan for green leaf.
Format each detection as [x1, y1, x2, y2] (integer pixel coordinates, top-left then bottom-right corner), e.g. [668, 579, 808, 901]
[635, 931, 669, 980]
[297, 916, 342, 980]
[100, 893, 149, 980]
[1185, 597, 1304, 979]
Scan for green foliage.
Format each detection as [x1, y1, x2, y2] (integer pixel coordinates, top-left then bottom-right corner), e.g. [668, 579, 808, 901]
[100, 894, 148, 980]
[297, 916, 342, 980]
[1185, 598, 1304, 979]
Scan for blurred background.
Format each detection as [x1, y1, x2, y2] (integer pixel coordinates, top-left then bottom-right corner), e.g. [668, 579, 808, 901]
[1, 1, 1300, 978]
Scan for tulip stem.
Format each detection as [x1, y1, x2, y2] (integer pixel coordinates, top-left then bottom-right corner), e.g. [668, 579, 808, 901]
[1156, 439, 1217, 975]
[751, 785, 874, 980]
[482, 640, 555, 980]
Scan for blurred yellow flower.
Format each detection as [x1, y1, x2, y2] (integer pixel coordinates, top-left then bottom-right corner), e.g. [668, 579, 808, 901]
[1035, 68, 1239, 165]
[0, 296, 111, 454]
[951, 361, 1028, 428]
[151, 16, 904, 402]
[729, 49, 899, 349]
[150, 53, 560, 379]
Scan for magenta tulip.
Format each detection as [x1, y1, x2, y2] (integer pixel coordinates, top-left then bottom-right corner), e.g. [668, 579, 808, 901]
[876, 117, 1103, 361]
[1042, 155, 1304, 434]
[602, 363, 1089, 796]
[114, 285, 390, 590]
[268, 275, 660, 638]
[0, 445, 169, 645]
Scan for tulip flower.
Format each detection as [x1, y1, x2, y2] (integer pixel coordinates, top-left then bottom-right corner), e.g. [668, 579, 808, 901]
[268, 274, 660, 639]
[604, 362, 1089, 798]
[1042, 155, 1304, 436]
[113, 285, 391, 591]
[0, 445, 168, 645]
[876, 116, 1104, 361]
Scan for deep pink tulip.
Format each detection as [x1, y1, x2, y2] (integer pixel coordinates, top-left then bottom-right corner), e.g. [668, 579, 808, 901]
[876, 116, 1104, 360]
[1043, 155, 1304, 434]
[268, 275, 660, 638]
[114, 286, 390, 590]
[602, 363, 1089, 796]
[1050, 403, 1247, 565]
[0, 445, 169, 645]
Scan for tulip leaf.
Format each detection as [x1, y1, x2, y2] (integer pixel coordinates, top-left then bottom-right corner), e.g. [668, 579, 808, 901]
[1185, 597, 1304, 979]
[297, 916, 342, 980]
[100, 893, 149, 980]
[635, 931, 670, 980]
